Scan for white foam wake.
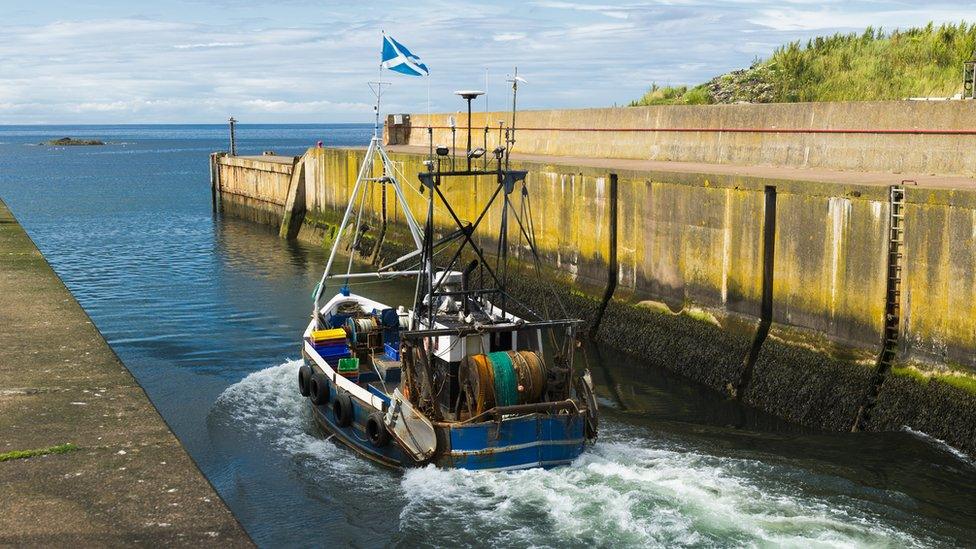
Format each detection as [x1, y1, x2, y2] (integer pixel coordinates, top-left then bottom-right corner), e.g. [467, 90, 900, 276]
[399, 430, 927, 548]
[901, 425, 975, 467]
[215, 362, 932, 547]
[214, 360, 383, 484]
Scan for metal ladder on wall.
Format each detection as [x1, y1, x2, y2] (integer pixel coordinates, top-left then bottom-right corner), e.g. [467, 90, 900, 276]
[853, 184, 906, 431]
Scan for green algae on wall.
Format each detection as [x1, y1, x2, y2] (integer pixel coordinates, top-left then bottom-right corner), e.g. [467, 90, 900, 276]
[900, 190, 976, 369]
[771, 186, 889, 348]
[617, 177, 764, 316]
[295, 147, 976, 374]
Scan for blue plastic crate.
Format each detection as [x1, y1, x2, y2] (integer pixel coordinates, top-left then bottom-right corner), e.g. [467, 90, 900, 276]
[315, 343, 351, 360]
[384, 342, 400, 361]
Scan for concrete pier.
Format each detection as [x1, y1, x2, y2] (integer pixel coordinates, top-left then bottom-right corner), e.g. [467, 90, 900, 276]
[0, 200, 251, 545]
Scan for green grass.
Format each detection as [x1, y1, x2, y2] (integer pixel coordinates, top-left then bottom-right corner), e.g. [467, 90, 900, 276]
[631, 21, 976, 105]
[629, 83, 714, 106]
[891, 365, 976, 395]
[0, 443, 78, 462]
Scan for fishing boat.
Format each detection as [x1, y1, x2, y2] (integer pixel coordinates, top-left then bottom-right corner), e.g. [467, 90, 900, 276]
[296, 79, 598, 471]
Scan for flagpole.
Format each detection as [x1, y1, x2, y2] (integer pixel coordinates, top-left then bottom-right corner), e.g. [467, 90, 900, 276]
[376, 31, 384, 139]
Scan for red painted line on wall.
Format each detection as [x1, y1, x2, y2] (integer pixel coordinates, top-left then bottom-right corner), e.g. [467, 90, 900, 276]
[422, 125, 976, 136]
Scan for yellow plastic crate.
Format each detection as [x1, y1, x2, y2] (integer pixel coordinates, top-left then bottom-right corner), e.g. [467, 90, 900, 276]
[311, 328, 346, 342]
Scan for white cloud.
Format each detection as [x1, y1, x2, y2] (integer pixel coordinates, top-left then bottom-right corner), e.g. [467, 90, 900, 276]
[0, 1, 971, 123]
[241, 99, 374, 113]
[533, 1, 631, 19]
[173, 42, 245, 49]
[494, 32, 527, 41]
[749, 7, 976, 31]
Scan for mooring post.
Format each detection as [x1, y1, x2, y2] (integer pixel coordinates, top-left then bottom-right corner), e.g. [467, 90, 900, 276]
[735, 185, 777, 398]
[592, 173, 618, 337]
[209, 152, 217, 212]
[210, 152, 225, 213]
[228, 116, 237, 156]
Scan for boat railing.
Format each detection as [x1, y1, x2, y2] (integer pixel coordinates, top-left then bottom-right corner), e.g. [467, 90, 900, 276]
[399, 318, 583, 340]
[303, 340, 387, 411]
[458, 399, 581, 425]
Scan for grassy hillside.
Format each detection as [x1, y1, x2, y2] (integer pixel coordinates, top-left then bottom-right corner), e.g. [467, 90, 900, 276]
[632, 22, 976, 106]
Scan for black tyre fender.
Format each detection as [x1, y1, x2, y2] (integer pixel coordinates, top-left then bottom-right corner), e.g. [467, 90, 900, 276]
[298, 364, 312, 397]
[309, 373, 329, 405]
[365, 411, 390, 447]
[333, 392, 354, 427]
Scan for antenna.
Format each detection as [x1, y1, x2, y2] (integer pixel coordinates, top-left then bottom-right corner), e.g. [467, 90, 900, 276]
[505, 67, 527, 166]
[368, 81, 392, 138]
[454, 90, 485, 171]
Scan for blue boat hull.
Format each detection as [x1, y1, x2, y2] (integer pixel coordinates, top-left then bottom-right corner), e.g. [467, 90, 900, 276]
[306, 361, 588, 471]
[435, 412, 587, 471]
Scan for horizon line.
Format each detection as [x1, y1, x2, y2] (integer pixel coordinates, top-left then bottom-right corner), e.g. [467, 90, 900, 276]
[0, 122, 375, 127]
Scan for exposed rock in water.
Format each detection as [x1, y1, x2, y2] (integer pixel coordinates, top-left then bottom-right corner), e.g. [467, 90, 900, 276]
[43, 137, 105, 146]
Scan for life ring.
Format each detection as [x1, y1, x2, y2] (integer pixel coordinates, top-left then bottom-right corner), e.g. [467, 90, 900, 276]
[333, 392, 354, 427]
[298, 364, 312, 397]
[365, 412, 390, 447]
[309, 373, 329, 405]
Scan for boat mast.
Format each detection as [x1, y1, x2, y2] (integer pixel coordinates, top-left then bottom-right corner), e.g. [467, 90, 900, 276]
[311, 81, 425, 326]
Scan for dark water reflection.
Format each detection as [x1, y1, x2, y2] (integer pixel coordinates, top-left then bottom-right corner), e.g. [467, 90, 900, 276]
[1, 125, 974, 547]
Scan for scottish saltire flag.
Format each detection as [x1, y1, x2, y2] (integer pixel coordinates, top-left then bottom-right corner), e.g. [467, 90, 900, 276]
[381, 33, 429, 77]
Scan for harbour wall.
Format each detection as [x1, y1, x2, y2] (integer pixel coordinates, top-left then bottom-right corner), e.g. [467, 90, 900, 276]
[396, 101, 976, 176]
[213, 147, 976, 453]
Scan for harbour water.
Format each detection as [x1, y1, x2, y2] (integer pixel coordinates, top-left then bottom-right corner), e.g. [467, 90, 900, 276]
[1, 125, 975, 547]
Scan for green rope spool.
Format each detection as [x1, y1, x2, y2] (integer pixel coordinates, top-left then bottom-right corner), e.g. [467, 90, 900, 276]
[487, 351, 518, 407]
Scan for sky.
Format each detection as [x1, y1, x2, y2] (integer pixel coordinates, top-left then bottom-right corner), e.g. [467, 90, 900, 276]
[1, 1, 973, 124]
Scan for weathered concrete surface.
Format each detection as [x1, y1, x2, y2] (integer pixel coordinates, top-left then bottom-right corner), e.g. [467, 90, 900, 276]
[0, 200, 252, 546]
[404, 101, 976, 176]
[392, 145, 976, 191]
[233, 154, 296, 165]
[215, 155, 297, 225]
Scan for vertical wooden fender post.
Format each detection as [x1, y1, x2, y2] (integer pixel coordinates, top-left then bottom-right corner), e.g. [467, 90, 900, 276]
[592, 173, 618, 337]
[279, 155, 307, 240]
[734, 184, 777, 399]
[210, 152, 225, 212]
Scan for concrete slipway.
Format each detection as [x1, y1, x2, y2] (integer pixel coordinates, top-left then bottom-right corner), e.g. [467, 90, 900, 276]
[0, 200, 251, 545]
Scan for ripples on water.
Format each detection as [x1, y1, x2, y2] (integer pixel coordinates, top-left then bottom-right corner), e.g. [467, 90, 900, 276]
[2, 125, 974, 548]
